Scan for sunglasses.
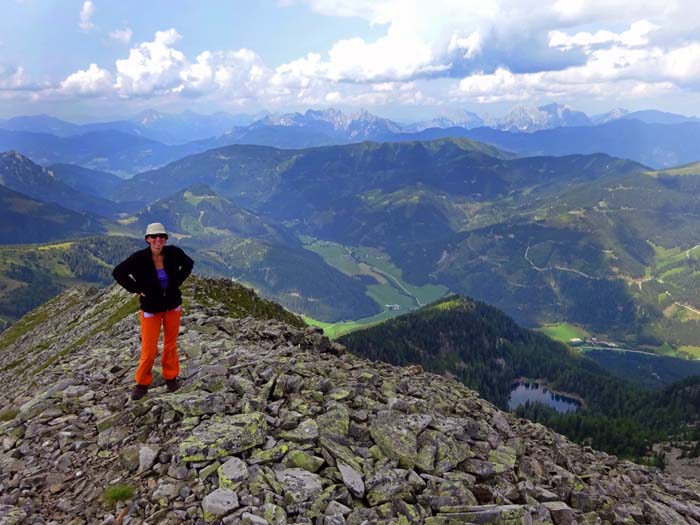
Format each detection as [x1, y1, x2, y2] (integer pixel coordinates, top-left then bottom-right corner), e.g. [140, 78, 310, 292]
[147, 234, 168, 240]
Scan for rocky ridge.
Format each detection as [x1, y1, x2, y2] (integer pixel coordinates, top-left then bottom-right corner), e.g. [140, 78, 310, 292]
[1, 278, 700, 524]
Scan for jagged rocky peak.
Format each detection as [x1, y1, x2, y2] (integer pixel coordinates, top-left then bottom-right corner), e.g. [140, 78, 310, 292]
[591, 107, 629, 124]
[1, 277, 700, 524]
[491, 103, 591, 132]
[249, 107, 403, 138]
[406, 110, 484, 132]
[1, 150, 31, 163]
[135, 109, 168, 126]
[304, 109, 350, 131]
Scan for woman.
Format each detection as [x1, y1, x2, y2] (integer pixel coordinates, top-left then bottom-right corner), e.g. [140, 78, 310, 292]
[113, 222, 194, 400]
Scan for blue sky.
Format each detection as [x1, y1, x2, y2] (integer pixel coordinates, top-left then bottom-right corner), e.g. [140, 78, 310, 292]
[2, 0, 699, 121]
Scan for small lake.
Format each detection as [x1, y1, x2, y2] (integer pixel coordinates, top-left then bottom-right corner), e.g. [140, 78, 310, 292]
[508, 382, 581, 413]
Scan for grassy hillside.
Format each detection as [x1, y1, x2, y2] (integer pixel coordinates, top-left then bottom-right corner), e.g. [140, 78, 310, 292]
[0, 236, 141, 331]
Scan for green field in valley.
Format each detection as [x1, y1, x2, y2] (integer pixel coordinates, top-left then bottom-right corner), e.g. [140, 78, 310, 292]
[539, 323, 590, 344]
[303, 309, 402, 339]
[302, 237, 449, 311]
[298, 237, 451, 338]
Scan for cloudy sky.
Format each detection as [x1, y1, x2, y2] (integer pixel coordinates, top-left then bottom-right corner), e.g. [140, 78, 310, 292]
[2, 0, 699, 121]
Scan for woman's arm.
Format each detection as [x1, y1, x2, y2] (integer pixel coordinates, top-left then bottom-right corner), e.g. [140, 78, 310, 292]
[112, 253, 142, 294]
[175, 248, 194, 286]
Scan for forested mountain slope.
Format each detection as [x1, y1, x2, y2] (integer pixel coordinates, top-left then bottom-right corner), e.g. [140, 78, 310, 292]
[339, 296, 700, 457]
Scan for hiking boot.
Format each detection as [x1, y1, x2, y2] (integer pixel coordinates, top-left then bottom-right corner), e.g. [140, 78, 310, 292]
[165, 377, 181, 393]
[131, 384, 148, 401]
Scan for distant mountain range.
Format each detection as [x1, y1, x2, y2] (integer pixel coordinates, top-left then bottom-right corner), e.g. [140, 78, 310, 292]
[1, 105, 699, 174]
[101, 139, 700, 349]
[395, 119, 700, 169]
[3, 116, 700, 348]
[0, 151, 122, 216]
[3, 104, 696, 138]
[0, 110, 259, 144]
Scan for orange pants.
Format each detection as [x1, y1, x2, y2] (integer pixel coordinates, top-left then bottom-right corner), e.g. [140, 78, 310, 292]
[135, 307, 181, 386]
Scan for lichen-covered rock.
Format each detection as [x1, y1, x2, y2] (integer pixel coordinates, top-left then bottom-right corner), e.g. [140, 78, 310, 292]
[202, 487, 239, 521]
[0, 505, 27, 525]
[261, 502, 288, 525]
[337, 461, 365, 498]
[275, 468, 324, 504]
[369, 412, 420, 469]
[138, 444, 159, 472]
[179, 412, 267, 461]
[286, 449, 326, 472]
[279, 418, 319, 442]
[318, 404, 350, 436]
[644, 499, 688, 524]
[488, 445, 517, 470]
[164, 391, 229, 416]
[365, 469, 413, 506]
[434, 434, 473, 474]
[217, 456, 249, 489]
[462, 458, 505, 478]
[543, 501, 574, 525]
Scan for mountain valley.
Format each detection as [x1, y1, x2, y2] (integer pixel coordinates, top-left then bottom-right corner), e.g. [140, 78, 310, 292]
[3, 129, 700, 354]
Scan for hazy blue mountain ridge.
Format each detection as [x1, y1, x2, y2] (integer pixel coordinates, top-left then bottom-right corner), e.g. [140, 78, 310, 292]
[0, 151, 123, 217]
[390, 120, 700, 168]
[48, 163, 126, 199]
[488, 103, 592, 132]
[0, 184, 107, 244]
[0, 110, 255, 144]
[621, 110, 700, 125]
[2, 106, 700, 174]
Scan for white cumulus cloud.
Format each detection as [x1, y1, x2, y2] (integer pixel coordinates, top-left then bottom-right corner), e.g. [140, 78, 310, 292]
[9, 1, 700, 114]
[109, 27, 133, 45]
[549, 20, 658, 50]
[449, 32, 482, 60]
[180, 48, 270, 97]
[79, 0, 95, 31]
[115, 29, 187, 96]
[59, 63, 113, 95]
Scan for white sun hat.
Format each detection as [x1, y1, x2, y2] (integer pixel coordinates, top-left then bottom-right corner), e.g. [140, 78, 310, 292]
[144, 222, 168, 238]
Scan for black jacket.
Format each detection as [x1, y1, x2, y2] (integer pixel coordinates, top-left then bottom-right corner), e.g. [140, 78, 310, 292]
[112, 245, 194, 313]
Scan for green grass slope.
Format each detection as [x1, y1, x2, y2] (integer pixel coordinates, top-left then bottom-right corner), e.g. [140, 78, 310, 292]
[0, 236, 141, 331]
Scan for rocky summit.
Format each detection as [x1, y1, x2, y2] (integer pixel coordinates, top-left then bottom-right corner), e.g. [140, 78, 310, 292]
[1, 279, 700, 524]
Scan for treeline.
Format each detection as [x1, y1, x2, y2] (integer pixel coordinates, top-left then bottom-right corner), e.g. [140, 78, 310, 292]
[339, 295, 700, 459]
[0, 235, 141, 325]
[339, 295, 648, 416]
[63, 236, 142, 282]
[0, 266, 63, 318]
[514, 403, 659, 458]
